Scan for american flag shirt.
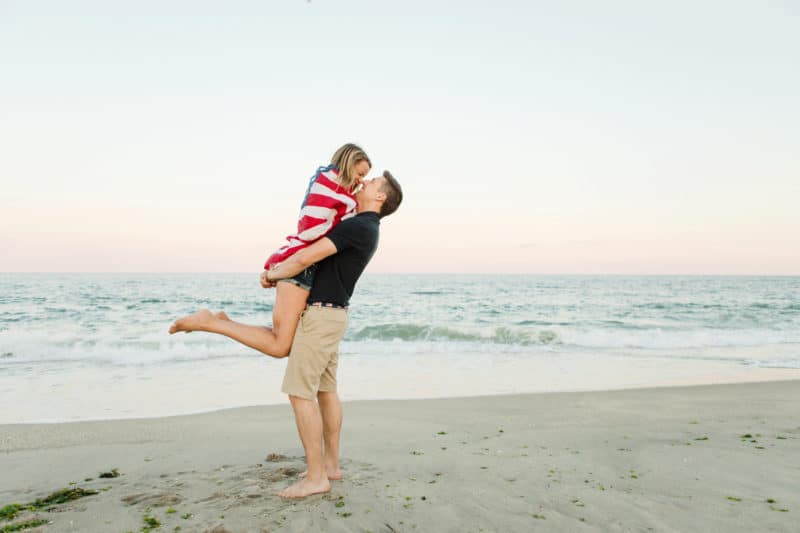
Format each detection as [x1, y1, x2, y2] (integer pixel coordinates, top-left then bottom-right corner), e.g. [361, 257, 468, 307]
[263, 165, 357, 270]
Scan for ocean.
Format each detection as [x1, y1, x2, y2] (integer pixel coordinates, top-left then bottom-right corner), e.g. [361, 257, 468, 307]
[2, 273, 799, 423]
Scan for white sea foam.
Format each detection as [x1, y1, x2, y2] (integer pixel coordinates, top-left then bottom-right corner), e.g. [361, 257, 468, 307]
[2, 273, 799, 421]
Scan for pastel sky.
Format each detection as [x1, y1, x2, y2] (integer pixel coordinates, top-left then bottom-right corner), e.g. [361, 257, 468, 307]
[2, 1, 798, 274]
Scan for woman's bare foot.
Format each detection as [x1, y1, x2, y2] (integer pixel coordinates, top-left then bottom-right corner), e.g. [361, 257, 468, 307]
[276, 476, 330, 499]
[169, 309, 214, 334]
[215, 311, 231, 321]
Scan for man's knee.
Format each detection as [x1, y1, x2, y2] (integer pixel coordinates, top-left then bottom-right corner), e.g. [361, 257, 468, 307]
[317, 390, 338, 402]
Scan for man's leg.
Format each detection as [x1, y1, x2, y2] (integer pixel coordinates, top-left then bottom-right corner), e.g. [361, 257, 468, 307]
[168, 282, 308, 358]
[317, 390, 343, 480]
[276, 395, 331, 498]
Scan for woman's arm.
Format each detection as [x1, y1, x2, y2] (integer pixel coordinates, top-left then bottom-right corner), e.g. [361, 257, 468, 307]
[261, 237, 338, 287]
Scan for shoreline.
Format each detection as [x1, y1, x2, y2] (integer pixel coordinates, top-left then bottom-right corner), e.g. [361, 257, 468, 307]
[5, 354, 800, 426]
[2, 380, 799, 531]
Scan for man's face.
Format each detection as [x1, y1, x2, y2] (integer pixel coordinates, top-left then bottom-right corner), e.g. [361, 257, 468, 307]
[355, 176, 385, 205]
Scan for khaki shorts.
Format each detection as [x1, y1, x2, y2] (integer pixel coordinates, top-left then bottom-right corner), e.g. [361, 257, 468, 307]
[281, 306, 349, 400]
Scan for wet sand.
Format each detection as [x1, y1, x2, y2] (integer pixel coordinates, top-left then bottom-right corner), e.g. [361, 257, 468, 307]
[2, 380, 799, 532]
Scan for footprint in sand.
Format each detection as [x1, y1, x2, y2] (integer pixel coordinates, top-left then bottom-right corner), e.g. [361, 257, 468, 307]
[120, 492, 182, 507]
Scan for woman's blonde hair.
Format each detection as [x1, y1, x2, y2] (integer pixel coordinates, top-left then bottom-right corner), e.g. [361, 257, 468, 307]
[330, 143, 371, 191]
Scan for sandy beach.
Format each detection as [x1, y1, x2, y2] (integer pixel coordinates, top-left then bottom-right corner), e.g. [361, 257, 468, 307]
[2, 380, 799, 532]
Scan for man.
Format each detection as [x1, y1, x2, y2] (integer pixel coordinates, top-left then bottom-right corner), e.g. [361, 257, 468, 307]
[263, 170, 402, 498]
[171, 171, 402, 498]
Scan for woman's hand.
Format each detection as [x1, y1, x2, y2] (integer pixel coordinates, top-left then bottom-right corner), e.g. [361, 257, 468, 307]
[260, 270, 277, 289]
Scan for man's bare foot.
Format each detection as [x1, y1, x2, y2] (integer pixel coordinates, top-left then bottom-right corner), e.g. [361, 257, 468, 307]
[276, 477, 330, 499]
[298, 466, 342, 480]
[169, 309, 214, 334]
[215, 311, 231, 321]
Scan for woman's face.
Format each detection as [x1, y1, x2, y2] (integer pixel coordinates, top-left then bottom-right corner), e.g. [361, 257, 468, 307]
[352, 160, 370, 184]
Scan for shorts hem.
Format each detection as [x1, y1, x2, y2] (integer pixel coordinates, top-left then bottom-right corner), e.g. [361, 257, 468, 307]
[281, 387, 317, 401]
[278, 278, 312, 291]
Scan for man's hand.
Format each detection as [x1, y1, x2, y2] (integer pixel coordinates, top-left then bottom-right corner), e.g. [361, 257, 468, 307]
[260, 270, 277, 289]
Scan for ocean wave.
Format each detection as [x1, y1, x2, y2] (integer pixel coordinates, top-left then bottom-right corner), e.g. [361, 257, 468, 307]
[410, 290, 446, 295]
[0, 331, 254, 366]
[562, 327, 800, 350]
[348, 324, 560, 346]
[744, 359, 800, 369]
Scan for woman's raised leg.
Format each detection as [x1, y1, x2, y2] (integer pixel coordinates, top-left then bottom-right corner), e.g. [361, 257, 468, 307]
[168, 282, 309, 358]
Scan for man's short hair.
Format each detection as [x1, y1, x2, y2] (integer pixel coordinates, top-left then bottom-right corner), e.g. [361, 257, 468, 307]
[379, 170, 403, 218]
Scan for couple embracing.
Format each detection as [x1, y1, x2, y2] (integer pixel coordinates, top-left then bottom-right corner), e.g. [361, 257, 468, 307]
[169, 143, 403, 498]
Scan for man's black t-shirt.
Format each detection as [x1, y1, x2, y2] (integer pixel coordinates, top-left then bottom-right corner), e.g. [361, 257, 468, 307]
[308, 211, 380, 307]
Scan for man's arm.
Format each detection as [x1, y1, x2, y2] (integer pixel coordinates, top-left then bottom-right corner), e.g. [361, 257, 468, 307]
[262, 237, 338, 285]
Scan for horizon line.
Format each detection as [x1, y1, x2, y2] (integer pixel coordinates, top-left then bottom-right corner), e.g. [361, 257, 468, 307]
[2, 272, 799, 277]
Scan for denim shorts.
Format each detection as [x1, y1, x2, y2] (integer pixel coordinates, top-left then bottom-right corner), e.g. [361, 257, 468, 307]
[279, 264, 317, 291]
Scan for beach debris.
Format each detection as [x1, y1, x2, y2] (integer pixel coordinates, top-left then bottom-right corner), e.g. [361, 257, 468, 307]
[727, 496, 742, 502]
[265, 453, 288, 462]
[142, 513, 161, 529]
[99, 468, 120, 478]
[32, 487, 98, 509]
[1, 488, 98, 528]
[0, 504, 23, 521]
[531, 514, 546, 520]
[1, 517, 49, 531]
